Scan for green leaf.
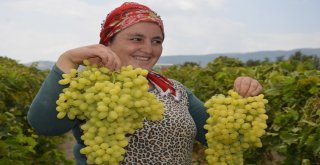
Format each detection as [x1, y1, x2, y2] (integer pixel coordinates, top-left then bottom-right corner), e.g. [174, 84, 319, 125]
[300, 119, 317, 127]
[316, 109, 320, 117]
[291, 127, 300, 133]
[312, 140, 320, 156]
[280, 132, 299, 145]
[283, 76, 296, 85]
[308, 86, 318, 94]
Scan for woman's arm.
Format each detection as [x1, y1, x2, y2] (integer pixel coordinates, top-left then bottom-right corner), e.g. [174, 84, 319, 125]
[28, 44, 122, 135]
[187, 89, 209, 146]
[56, 44, 121, 73]
[27, 65, 77, 136]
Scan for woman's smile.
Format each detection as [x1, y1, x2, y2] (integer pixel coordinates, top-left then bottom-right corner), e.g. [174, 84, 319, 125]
[109, 22, 163, 71]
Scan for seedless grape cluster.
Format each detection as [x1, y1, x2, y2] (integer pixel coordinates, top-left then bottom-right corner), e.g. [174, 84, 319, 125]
[204, 90, 268, 165]
[56, 60, 164, 164]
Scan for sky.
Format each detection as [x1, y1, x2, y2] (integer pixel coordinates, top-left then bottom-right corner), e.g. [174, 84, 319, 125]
[1, 0, 320, 63]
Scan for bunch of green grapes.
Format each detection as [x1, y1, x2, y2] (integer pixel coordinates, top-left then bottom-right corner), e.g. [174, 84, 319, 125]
[204, 90, 268, 165]
[56, 60, 164, 165]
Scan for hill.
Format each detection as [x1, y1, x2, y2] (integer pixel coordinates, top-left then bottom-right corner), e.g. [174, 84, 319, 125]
[24, 60, 55, 70]
[25, 48, 320, 70]
[157, 48, 320, 66]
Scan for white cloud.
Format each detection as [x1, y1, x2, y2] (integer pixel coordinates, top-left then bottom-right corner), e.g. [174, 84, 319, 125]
[8, 0, 98, 17]
[0, 0, 106, 63]
[0, 0, 319, 63]
[162, 15, 246, 55]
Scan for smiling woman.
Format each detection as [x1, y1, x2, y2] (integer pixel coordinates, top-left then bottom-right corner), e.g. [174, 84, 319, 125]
[108, 22, 164, 71]
[27, 2, 263, 165]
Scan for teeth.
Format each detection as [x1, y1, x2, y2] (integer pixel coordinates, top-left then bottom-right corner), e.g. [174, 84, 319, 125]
[134, 56, 150, 61]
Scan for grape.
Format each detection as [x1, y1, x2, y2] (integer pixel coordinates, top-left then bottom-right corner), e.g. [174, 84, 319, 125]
[56, 60, 164, 164]
[204, 90, 268, 165]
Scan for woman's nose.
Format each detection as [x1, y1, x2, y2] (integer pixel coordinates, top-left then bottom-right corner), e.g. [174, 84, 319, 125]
[141, 41, 153, 54]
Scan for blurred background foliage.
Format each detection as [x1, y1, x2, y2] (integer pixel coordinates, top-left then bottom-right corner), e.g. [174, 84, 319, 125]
[163, 52, 320, 165]
[0, 51, 319, 164]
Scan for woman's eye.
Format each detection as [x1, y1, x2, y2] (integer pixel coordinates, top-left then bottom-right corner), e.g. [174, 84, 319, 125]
[152, 40, 163, 45]
[130, 37, 142, 42]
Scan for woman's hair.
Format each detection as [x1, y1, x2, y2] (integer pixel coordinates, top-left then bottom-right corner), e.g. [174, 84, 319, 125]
[99, 2, 164, 46]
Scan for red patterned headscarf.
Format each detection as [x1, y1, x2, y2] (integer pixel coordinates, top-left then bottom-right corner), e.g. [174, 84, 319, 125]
[99, 2, 164, 46]
[99, 2, 178, 101]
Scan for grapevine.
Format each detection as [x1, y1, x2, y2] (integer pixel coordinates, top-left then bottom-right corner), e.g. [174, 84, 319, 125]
[204, 90, 268, 165]
[55, 60, 164, 164]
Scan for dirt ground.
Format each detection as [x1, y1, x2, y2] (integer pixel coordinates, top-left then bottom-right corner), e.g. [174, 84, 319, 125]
[59, 131, 76, 160]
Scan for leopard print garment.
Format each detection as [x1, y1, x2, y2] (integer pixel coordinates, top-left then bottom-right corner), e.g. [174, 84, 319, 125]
[120, 79, 197, 165]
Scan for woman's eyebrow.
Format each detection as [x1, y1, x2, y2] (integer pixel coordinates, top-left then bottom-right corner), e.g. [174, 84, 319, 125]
[153, 36, 164, 41]
[127, 33, 163, 40]
[126, 32, 144, 37]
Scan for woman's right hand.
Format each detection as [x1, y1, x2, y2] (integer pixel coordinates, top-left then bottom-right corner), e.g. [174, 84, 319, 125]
[56, 44, 121, 73]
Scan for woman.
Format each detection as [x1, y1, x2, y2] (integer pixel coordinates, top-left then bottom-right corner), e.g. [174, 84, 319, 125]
[27, 2, 262, 165]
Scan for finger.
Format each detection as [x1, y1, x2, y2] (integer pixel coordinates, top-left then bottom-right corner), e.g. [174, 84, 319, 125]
[97, 61, 104, 67]
[239, 77, 252, 97]
[88, 57, 102, 65]
[106, 57, 116, 71]
[233, 77, 243, 93]
[100, 51, 112, 67]
[104, 47, 122, 71]
[94, 45, 112, 66]
[108, 52, 120, 71]
[246, 79, 260, 97]
[251, 84, 263, 96]
[110, 54, 122, 71]
[100, 48, 118, 70]
[106, 59, 117, 71]
[113, 54, 122, 71]
[111, 62, 118, 72]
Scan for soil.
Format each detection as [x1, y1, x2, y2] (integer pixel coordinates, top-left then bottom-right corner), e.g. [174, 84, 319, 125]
[59, 131, 76, 160]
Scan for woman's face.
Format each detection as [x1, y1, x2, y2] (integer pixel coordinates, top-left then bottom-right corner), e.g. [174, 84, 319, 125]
[109, 22, 164, 71]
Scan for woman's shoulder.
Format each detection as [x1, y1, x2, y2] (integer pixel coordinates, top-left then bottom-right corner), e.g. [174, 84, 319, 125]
[168, 78, 183, 85]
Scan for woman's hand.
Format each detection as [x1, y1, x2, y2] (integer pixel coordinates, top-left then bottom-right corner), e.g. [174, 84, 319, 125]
[56, 44, 121, 73]
[233, 76, 262, 97]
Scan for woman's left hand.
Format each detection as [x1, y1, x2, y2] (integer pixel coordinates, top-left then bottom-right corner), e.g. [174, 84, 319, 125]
[233, 76, 262, 97]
